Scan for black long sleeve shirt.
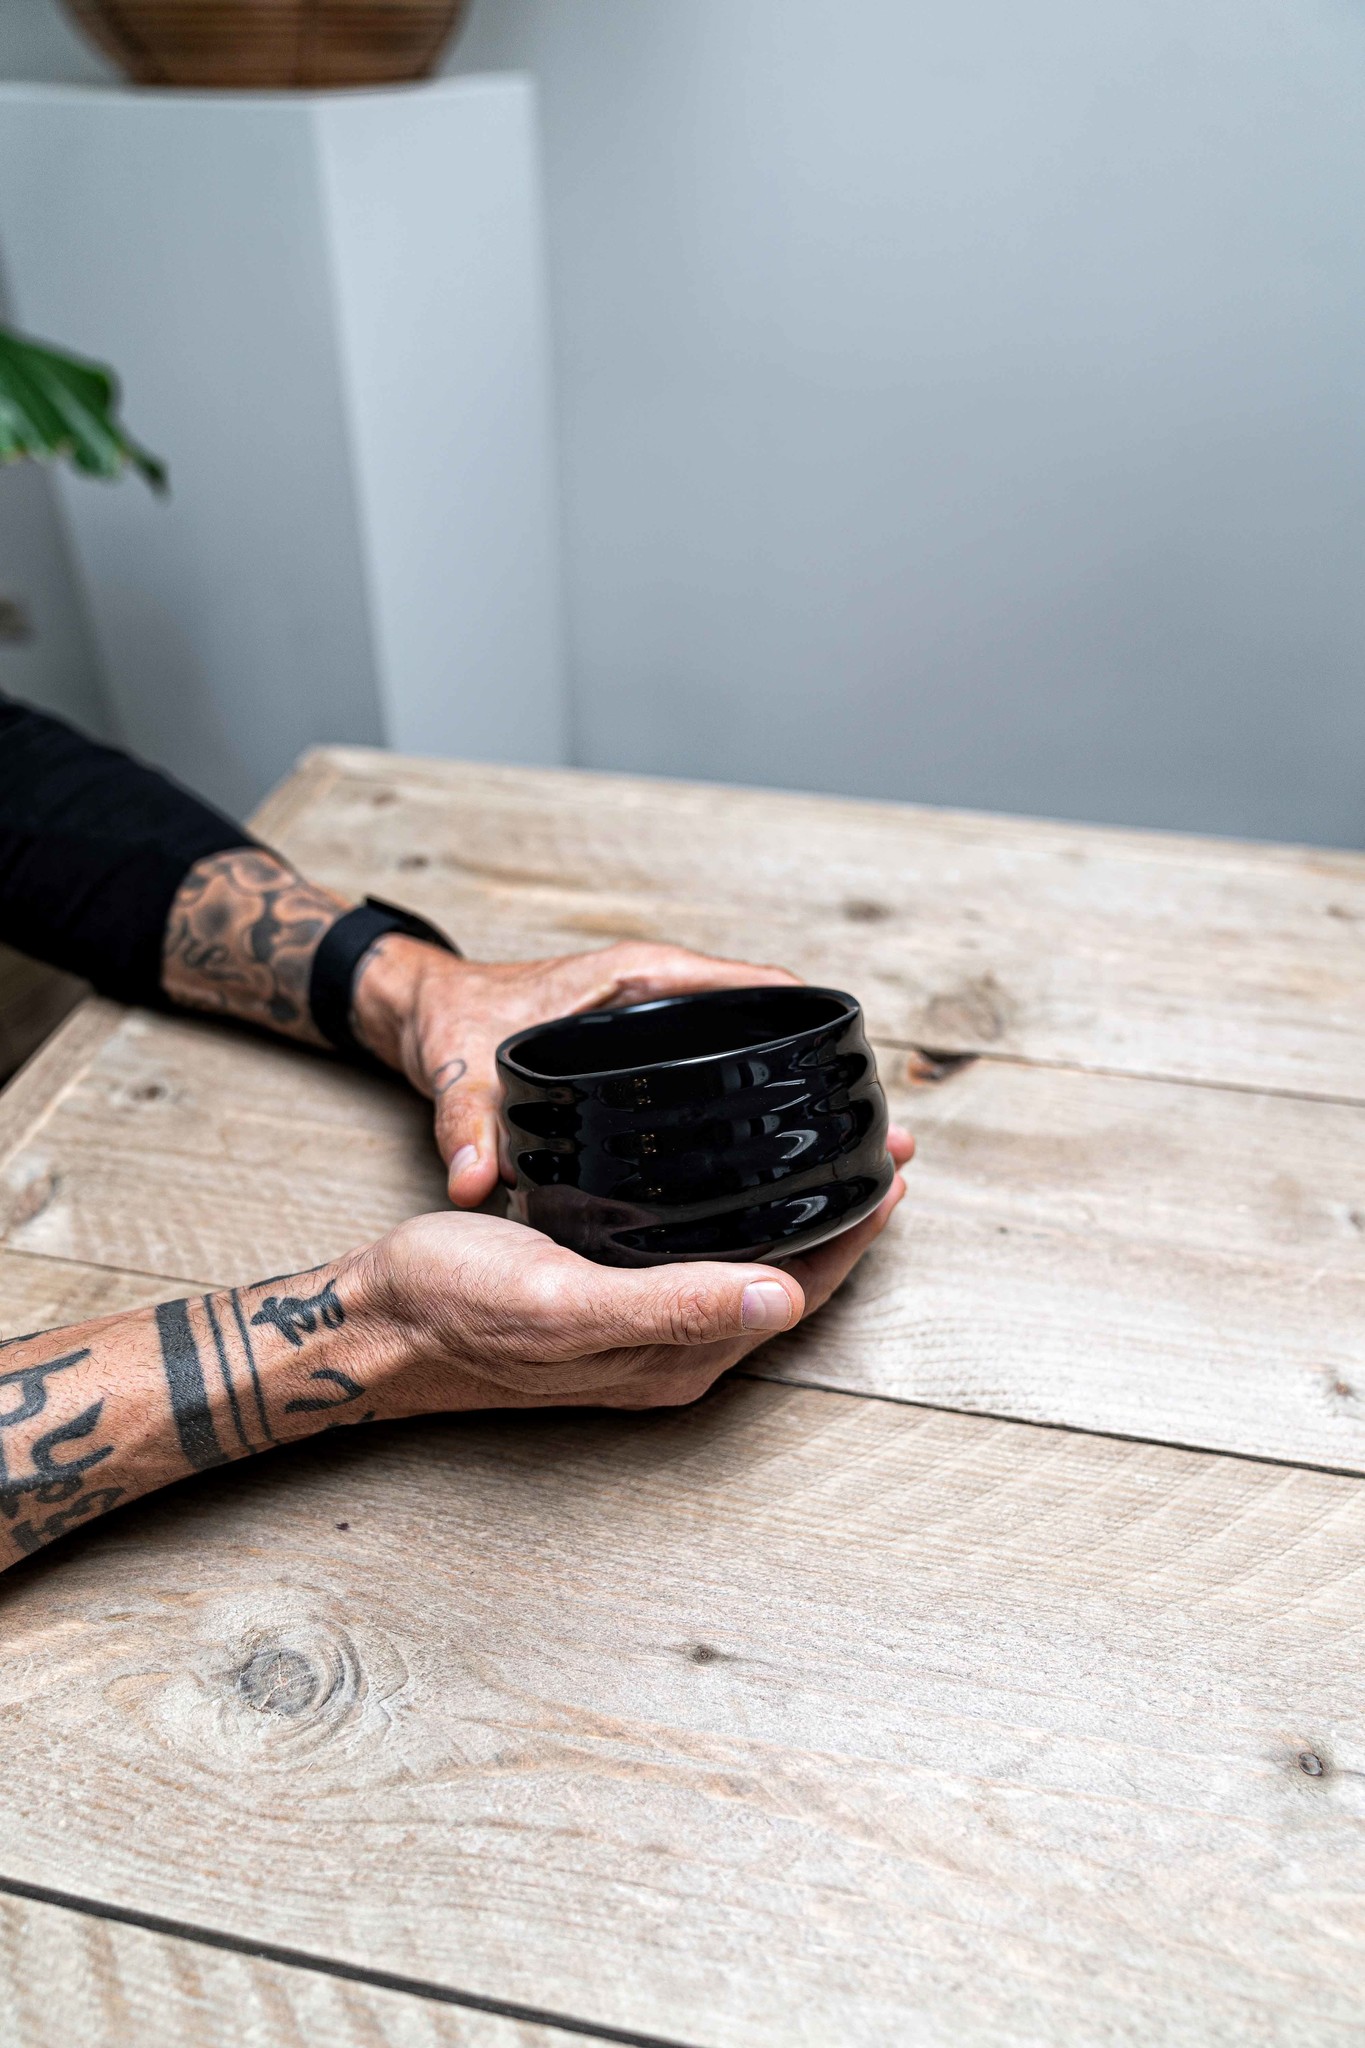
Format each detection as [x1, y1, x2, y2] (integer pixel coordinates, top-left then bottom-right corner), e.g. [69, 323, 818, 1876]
[0, 694, 256, 1006]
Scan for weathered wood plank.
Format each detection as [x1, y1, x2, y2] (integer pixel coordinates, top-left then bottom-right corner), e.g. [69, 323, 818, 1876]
[267, 747, 1365, 1103]
[247, 747, 345, 846]
[0, 1010, 445, 1284]
[0, 943, 84, 1086]
[0, 1247, 198, 1342]
[0, 1384, 1362, 2046]
[0, 1893, 605, 2047]
[0, 998, 122, 1169]
[2, 1006, 1361, 1472]
[762, 1049, 1365, 1470]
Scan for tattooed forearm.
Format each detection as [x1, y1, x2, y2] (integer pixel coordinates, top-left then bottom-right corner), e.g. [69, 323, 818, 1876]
[154, 1299, 228, 1471]
[0, 1255, 389, 1573]
[161, 848, 352, 1044]
[0, 1347, 122, 1556]
[229, 1289, 276, 1444]
[250, 1276, 346, 1350]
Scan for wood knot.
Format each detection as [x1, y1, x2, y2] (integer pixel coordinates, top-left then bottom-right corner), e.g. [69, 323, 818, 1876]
[1298, 1750, 1325, 1777]
[397, 852, 430, 871]
[686, 1642, 735, 1665]
[842, 898, 892, 924]
[905, 1047, 979, 1086]
[922, 973, 1013, 1046]
[236, 1645, 330, 1718]
[222, 1621, 361, 1736]
[6, 1170, 58, 1229]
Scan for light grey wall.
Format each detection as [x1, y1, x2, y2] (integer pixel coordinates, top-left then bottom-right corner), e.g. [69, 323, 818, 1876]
[0, 460, 107, 735]
[4, 0, 1365, 845]
[0, 28, 110, 739]
[449, 0, 1365, 845]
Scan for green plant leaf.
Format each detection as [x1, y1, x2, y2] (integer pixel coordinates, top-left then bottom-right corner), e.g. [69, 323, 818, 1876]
[0, 325, 167, 491]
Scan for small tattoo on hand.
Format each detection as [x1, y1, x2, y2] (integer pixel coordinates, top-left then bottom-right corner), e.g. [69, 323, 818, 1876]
[431, 1057, 468, 1097]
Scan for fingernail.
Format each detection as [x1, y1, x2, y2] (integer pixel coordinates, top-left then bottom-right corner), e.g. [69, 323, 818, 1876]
[449, 1144, 479, 1181]
[741, 1280, 793, 1331]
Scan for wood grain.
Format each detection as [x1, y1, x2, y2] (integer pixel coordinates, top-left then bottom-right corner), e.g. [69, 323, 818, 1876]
[0, 1009, 445, 1285]
[0, 998, 122, 1169]
[0, 1893, 602, 2048]
[0, 943, 84, 1085]
[2, 1003, 1360, 1472]
[262, 747, 1365, 1104]
[0, 1383, 1362, 2046]
[763, 1049, 1365, 1470]
[0, 1247, 197, 1343]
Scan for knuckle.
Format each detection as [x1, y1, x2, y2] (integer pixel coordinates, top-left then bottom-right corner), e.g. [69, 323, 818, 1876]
[519, 1262, 575, 1326]
[664, 1282, 727, 1346]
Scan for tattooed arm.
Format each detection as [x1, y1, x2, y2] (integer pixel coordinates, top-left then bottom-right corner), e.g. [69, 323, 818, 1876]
[161, 848, 350, 1046]
[0, 1183, 908, 1574]
[0, 1266, 387, 1567]
[160, 850, 841, 1205]
[0, 700, 881, 1207]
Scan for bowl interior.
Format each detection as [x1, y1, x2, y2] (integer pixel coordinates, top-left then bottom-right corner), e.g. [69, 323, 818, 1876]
[506, 986, 851, 1081]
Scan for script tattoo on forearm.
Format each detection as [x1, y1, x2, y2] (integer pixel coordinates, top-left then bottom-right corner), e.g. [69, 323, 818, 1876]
[0, 1347, 123, 1556]
[161, 848, 351, 1044]
[0, 1260, 379, 1572]
[150, 1273, 368, 1455]
[249, 1277, 368, 1416]
[250, 1275, 346, 1350]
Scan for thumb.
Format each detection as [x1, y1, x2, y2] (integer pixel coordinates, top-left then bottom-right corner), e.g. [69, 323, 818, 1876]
[433, 1074, 504, 1207]
[575, 1260, 805, 1351]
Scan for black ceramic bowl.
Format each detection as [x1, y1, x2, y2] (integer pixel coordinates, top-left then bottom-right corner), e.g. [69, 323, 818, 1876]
[496, 985, 892, 1267]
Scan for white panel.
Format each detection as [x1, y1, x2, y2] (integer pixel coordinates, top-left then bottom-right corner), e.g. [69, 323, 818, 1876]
[317, 78, 566, 765]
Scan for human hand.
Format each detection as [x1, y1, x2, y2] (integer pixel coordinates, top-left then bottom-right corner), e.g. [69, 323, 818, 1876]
[351, 936, 914, 1208]
[349, 1167, 908, 1415]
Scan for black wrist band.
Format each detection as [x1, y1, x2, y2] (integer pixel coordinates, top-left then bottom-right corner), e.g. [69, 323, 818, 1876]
[309, 895, 460, 1068]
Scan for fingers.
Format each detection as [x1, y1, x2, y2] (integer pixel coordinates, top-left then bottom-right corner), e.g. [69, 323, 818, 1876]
[432, 1078, 505, 1207]
[887, 1123, 915, 1166]
[589, 941, 800, 1009]
[533, 1255, 806, 1356]
[784, 1171, 906, 1318]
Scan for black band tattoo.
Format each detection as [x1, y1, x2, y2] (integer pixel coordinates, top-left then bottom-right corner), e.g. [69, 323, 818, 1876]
[229, 1288, 276, 1444]
[431, 1056, 468, 1097]
[250, 1277, 346, 1351]
[204, 1292, 253, 1455]
[154, 1299, 227, 1471]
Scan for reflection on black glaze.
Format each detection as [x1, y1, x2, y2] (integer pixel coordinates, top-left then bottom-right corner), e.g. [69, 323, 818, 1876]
[497, 986, 890, 1268]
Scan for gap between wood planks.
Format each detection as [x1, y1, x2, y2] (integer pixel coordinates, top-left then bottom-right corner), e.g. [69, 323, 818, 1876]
[0, 1873, 700, 2048]
[1, 1222, 1360, 1489]
[891, 1039, 1365, 1114]
[736, 1370, 1365, 1485]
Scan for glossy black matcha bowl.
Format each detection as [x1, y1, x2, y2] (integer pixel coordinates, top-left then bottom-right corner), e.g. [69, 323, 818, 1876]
[496, 985, 892, 1267]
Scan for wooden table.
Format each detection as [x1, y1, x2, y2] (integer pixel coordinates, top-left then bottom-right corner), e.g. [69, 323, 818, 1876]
[1, 748, 1363, 2047]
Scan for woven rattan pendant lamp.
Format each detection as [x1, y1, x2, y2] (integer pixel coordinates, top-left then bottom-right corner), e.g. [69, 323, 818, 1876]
[61, 0, 473, 89]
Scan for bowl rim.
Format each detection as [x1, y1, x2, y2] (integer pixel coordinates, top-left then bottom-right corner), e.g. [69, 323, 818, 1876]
[496, 983, 861, 1085]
